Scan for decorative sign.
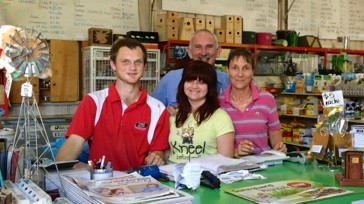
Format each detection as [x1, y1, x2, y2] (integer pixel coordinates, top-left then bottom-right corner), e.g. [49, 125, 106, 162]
[321, 90, 344, 108]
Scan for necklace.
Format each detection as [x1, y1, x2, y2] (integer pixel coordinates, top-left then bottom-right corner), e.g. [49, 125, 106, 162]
[231, 98, 251, 108]
[230, 92, 252, 109]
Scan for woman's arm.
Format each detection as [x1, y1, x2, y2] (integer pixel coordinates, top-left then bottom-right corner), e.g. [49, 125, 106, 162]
[269, 129, 287, 153]
[217, 131, 235, 158]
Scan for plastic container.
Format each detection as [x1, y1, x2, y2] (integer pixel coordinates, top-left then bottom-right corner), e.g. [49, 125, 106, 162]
[256, 32, 272, 45]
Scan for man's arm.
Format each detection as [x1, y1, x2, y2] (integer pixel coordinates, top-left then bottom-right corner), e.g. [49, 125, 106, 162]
[55, 134, 86, 161]
[151, 76, 168, 106]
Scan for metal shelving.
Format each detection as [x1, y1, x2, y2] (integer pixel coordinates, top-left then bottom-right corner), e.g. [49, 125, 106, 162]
[83, 46, 160, 95]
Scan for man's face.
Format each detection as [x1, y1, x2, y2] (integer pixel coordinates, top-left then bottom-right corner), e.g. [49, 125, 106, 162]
[187, 31, 221, 66]
[110, 46, 146, 85]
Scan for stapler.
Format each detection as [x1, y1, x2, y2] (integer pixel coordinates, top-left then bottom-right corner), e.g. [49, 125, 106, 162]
[287, 152, 313, 165]
[200, 171, 220, 189]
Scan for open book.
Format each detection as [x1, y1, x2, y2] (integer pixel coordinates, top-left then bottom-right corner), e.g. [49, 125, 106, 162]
[160, 154, 261, 180]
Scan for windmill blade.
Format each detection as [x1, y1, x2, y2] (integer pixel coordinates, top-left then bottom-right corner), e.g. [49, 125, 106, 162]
[9, 57, 24, 68]
[35, 39, 49, 50]
[5, 50, 21, 58]
[34, 57, 48, 71]
[5, 42, 21, 51]
[33, 30, 42, 43]
[34, 58, 46, 72]
[30, 61, 40, 76]
[39, 53, 50, 61]
[14, 29, 25, 44]
[19, 61, 28, 72]
[18, 61, 27, 74]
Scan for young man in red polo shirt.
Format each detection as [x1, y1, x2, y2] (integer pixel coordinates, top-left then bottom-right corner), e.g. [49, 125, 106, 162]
[56, 38, 169, 171]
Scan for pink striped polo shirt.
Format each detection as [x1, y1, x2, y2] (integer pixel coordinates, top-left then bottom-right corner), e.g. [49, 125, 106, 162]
[219, 81, 281, 154]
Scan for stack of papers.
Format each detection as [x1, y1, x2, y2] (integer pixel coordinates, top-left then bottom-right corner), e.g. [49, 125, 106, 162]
[60, 172, 194, 204]
[160, 154, 261, 181]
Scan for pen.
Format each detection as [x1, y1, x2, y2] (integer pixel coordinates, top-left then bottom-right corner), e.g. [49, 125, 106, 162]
[100, 155, 105, 169]
[105, 160, 112, 169]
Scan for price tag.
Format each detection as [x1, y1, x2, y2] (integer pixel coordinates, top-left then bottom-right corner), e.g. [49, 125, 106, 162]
[321, 90, 344, 108]
[311, 145, 322, 153]
[5, 74, 12, 99]
[21, 81, 33, 97]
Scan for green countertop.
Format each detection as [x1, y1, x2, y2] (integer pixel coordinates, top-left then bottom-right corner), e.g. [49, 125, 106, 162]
[164, 161, 364, 204]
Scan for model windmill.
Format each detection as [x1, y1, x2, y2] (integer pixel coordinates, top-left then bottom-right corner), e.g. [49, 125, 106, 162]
[0, 25, 61, 189]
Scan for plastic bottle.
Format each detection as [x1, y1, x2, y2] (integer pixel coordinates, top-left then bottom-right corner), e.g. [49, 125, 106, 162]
[293, 72, 304, 93]
[355, 104, 361, 120]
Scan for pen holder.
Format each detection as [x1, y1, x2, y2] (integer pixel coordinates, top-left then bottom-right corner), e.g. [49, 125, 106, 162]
[91, 168, 113, 180]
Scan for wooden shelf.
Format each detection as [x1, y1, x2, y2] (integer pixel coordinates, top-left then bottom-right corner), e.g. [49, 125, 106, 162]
[284, 142, 310, 148]
[159, 40, 364, 69]
[279, 113, 318, 119]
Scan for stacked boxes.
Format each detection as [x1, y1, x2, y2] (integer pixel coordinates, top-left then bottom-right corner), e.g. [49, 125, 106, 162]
[233, 15, 243, 44]
[219, 15, 233, 43]
[155, 11, 179, 41]
[219, 15, 242, 44]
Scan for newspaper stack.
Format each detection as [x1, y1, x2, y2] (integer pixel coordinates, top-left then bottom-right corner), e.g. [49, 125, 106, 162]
[60, 172, 193, 204]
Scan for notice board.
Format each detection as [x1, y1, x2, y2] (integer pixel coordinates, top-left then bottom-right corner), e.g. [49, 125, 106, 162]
[288, 0, 364, 40]
[162, 0, 278, 34]
[0, 0, 140, 41]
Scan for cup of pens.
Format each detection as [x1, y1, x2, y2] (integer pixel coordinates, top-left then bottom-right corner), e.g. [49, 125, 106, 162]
[89, 156, 113, 180]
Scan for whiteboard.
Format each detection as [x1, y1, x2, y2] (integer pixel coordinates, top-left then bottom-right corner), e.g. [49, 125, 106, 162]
[162, 0, 278, 33]
[0, 0, 140, 41]
[288, 0, 364, 40]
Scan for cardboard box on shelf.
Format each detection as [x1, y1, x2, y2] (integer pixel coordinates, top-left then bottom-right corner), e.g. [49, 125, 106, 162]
[225, 29, 234, 43]
[221, 15, 234, 30]
[205, 18, 215, 32]
[234, 15, 243, 31]
[88, 28, 113, 46]
[179, 17, 194, 40]
[155, 14, 179, 41]
[234, 30, 242, 44]
[214, 29, 225, 43]
[194, 18, 205, 30]
[167, 11, 179, 19]
[293, 107, 306, 116]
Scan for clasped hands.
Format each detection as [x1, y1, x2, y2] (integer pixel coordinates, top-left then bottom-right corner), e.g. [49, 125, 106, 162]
[235, 140, 287, 158]
[144, 152, 164, 166]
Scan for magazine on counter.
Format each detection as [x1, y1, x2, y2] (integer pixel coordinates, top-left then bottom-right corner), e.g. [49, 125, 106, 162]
[225, 180, 352, 204]
[62, 172, 193, 204]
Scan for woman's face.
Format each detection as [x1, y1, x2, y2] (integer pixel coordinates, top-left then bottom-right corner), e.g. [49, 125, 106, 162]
[227, 56, 254, 90]
[184, 78, 208, 104]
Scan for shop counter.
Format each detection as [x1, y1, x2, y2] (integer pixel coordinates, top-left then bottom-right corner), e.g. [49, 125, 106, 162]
[163, 161, 364, 204]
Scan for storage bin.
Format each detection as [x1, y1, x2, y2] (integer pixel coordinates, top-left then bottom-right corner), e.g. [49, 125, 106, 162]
[256, 32, 272, 45]
[242, 31, 256, 44]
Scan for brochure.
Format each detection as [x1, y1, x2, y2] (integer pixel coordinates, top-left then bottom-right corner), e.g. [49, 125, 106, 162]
[225, 180, 352, 204]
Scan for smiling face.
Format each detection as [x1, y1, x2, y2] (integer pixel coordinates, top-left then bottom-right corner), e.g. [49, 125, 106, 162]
[187, 31, 221, 65]
[227, 55, 254, 90]
[110, 46, 146, 85]
[184, 78, 208, 105]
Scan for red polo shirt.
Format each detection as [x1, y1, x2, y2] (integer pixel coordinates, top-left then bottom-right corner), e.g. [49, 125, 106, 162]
[66, 82, 170, 171]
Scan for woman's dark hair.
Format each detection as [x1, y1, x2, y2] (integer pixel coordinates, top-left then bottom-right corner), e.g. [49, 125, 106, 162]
[226, 48, 255, 69]
[175, 60, 219, 128]
[109, 38, 147, 64]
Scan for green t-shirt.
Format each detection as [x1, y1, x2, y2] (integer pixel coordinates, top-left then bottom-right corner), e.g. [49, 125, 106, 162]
[168, 108, 234, 164]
